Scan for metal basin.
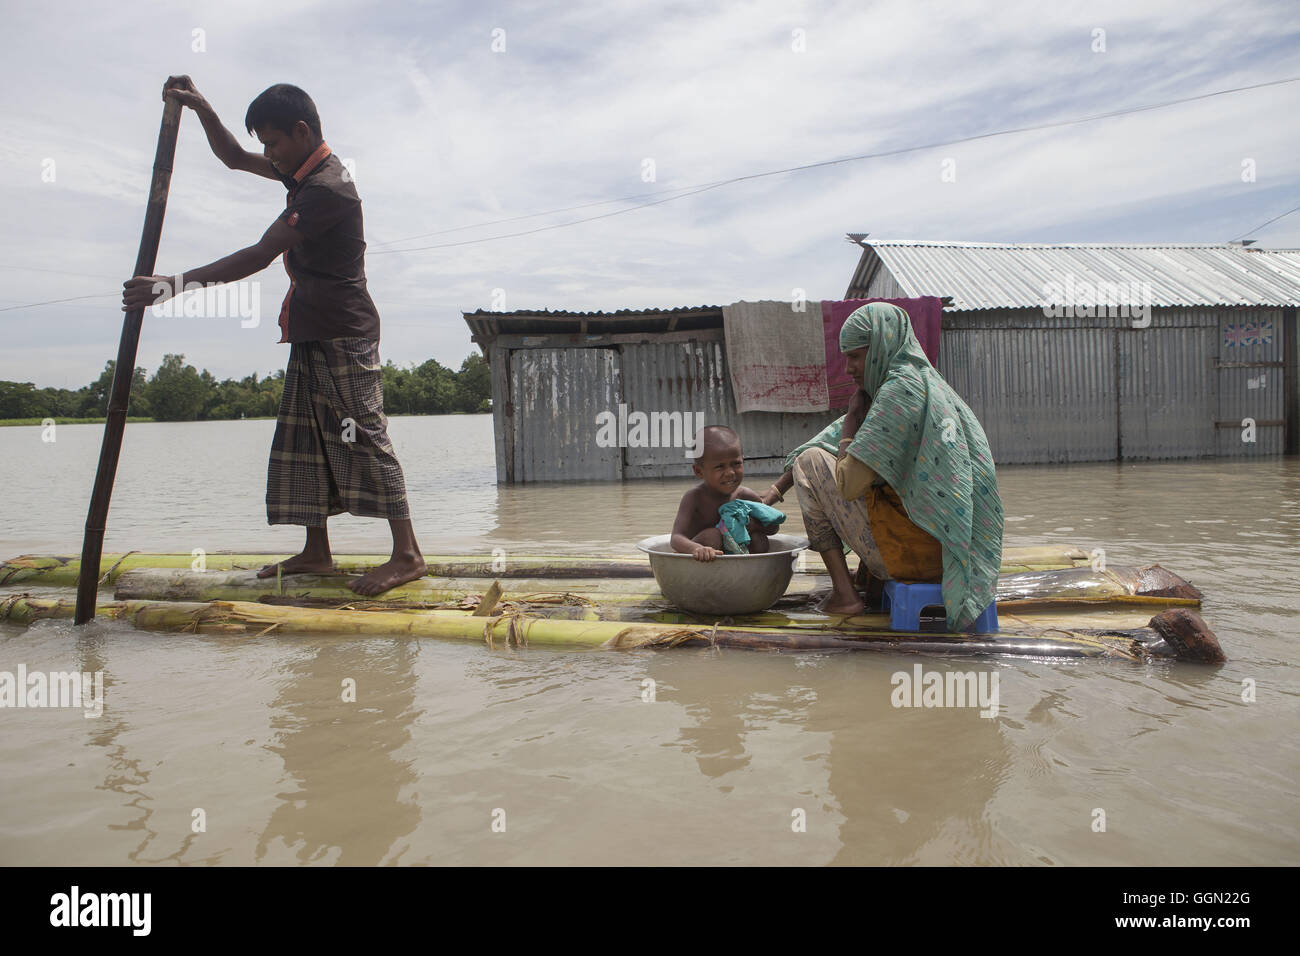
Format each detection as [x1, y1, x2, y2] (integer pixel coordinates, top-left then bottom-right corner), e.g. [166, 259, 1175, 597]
[635, 533, 809, 616]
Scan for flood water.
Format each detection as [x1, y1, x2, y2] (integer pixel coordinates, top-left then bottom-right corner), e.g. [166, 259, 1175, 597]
[1, 415, 1296, 865]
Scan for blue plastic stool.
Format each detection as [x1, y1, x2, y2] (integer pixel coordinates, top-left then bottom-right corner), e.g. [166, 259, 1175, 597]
[881, 580, 998, 633]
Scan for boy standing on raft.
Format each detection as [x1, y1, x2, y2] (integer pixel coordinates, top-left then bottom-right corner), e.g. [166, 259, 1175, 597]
[122, 77, 426, 595]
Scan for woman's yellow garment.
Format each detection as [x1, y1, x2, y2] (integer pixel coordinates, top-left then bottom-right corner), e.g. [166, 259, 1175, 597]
[836, 454, 942, 582]
[866, 485, 943, 582]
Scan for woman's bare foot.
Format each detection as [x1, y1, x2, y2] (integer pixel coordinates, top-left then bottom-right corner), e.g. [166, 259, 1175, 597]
[257, 552, 334, 578]
[350, 551, 427, 596]
[819, 589, 865, 616]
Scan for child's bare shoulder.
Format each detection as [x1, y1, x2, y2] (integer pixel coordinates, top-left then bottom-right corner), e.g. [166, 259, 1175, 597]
[677, 482, 708, 508]
[677, 482, 721, 532]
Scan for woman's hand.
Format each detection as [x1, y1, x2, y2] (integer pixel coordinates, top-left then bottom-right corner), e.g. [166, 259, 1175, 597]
[761, 470, 794, 504]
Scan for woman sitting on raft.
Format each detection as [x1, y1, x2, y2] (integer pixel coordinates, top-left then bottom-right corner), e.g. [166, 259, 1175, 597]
[760, 302, 1004, 628]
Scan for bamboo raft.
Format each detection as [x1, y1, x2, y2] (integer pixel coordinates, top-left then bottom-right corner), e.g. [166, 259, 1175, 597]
[0, 549, 1225, 664]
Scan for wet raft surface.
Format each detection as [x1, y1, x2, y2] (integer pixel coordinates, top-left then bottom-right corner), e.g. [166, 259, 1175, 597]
[0, 549, 1224, 664]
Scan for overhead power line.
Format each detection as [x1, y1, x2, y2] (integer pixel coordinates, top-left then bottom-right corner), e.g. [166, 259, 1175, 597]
[3, 74, 1298, 311]
[367, 74, 1300, 255]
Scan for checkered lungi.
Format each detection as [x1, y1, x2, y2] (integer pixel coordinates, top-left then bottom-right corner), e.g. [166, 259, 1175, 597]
[266, 337, 410, 526]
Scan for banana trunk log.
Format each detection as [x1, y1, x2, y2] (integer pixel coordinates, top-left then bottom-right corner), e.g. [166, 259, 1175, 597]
[0, 594, 1222, 662]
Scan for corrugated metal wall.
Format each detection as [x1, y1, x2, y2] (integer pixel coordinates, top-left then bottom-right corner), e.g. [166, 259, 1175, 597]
[499, 336, 838, 481]
[862, 258, 907, 299]
[492, 305, 1286, 480]
[939, 313, 1118, 463]
[621, 339, 730, 479]
[508, 348, 623, 481]
[1216, 307, 1285, 456]
[1118, 310, 1216, 460]
[619, 338, 837, 478]
[938, 308, 1257, 463]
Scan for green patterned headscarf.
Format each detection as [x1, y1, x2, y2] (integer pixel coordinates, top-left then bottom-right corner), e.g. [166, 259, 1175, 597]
[839, 303, 1003, 629]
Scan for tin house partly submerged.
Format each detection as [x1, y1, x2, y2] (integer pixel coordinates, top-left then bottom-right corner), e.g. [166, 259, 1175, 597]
[463, 305, 838, 483]
[465, 239, 1300, 484]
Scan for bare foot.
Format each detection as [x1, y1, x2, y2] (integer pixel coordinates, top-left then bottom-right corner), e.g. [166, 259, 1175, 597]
[819, 591, 865, 616]
[350, 552, 427, 596]
[257, 553, 335, 578]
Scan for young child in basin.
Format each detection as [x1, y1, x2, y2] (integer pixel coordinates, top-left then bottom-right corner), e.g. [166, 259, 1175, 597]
[670, 425, 785, 561]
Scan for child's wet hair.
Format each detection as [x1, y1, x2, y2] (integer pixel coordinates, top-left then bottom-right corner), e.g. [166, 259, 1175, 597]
[694, 424, 741, 463]
[245, 84, 322, 139]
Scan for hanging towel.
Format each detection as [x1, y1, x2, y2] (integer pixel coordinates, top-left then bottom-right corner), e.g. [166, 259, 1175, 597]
[716, 500, 787, 554]
[722, 299, 829, 413]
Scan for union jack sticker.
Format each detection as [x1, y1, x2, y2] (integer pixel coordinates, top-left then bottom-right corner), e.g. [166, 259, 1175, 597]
[1225, 321, 1274, 348]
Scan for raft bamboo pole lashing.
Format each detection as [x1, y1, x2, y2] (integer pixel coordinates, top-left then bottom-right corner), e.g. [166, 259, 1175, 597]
[2, 546, 1095, 589]
[0, 595, 1224, 662]
[74, 96, 183, 626]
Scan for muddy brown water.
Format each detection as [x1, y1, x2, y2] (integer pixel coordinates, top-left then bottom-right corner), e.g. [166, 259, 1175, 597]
[0, 416, 1296, 864]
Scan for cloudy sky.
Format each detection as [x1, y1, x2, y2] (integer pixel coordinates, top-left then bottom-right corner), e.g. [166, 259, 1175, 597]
[2, 0, 1298, 387]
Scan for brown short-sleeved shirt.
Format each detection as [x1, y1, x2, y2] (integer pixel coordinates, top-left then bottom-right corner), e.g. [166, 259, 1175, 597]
[275, 148, 381, 343]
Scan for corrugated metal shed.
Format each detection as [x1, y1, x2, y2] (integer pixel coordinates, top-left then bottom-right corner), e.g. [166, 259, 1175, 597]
[467, 241, 1298, 480]
[467, 306, 838, 482]
[937, 308, 1227, 462]
[846, 239, 1300, 310]
[848, 238, 1297, 462]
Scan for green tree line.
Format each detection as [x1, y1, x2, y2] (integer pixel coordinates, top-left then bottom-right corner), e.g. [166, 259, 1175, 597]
[0, 353, 491, 422]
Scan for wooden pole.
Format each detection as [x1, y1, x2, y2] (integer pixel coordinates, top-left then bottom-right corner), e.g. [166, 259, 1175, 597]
[74, 97, 182, 624]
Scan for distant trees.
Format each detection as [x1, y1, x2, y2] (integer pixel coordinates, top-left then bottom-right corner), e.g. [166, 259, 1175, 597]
[0, 351, 491, 421]
[201, 370, 284, 420]
[146, 354, 207, 421]
[381, 353, 491, 415]
[86, 361, 151, 417]
[0, 380, 82, 419]
[0, 360, 149, 419]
